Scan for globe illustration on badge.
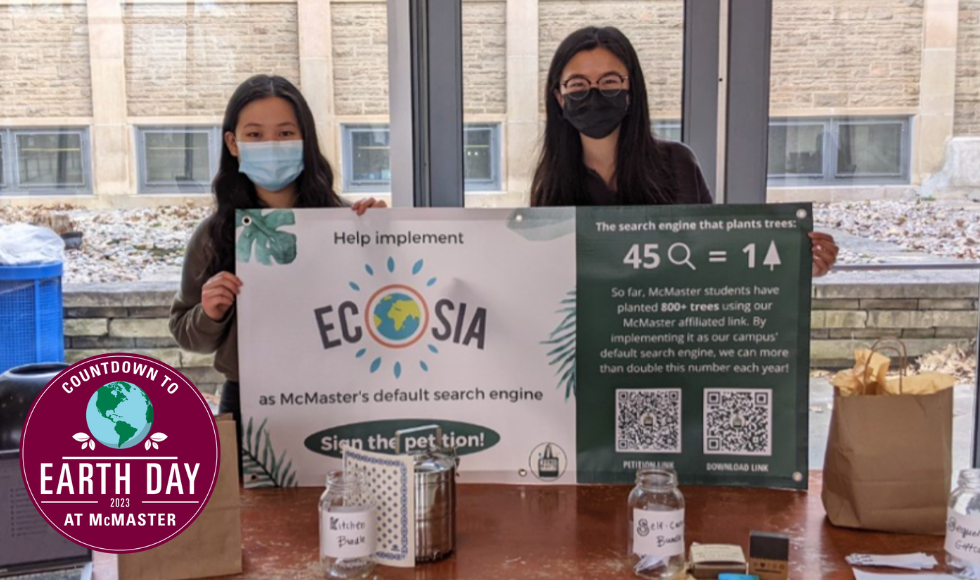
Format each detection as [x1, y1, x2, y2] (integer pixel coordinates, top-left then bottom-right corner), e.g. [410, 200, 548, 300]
[85, 381, 154, 449]
[372, 292, 423, 343]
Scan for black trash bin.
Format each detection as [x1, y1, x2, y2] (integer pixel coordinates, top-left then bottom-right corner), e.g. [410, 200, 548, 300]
[0, 362, 69, 451]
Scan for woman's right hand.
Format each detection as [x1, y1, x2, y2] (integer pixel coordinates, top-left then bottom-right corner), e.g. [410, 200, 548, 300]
[201, 272, 242, 321]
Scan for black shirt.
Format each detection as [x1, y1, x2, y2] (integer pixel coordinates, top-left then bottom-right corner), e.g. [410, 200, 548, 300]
[585, 140, 713, 205]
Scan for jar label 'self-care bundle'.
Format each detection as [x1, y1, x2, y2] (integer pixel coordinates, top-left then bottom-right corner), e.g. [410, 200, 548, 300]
[321, 508, 376, 560]
[632, 509, 685, 559]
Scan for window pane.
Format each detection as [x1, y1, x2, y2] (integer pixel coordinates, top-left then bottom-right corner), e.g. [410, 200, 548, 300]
[16, 133, 84, 187]
[767, 123, 824, 178]
[654, 121, 682, 143]
[0, 139, 4, 186]
[464, 127, 493, 183]
[836, 122, 903, 178]
[351, 128, 391, 185]
[144, 131, 211, 186]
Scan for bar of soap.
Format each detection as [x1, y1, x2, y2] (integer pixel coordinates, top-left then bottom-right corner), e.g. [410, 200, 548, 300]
[689, 543, 748, 579]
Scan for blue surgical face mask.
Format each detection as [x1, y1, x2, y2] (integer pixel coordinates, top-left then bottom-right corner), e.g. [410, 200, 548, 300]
[237, 140, 305, 192]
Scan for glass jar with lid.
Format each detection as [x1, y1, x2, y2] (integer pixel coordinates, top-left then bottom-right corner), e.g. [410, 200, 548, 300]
[946, 468, 980, 578]
[319, 470, 376, 579]
[628, 468, 686, 579]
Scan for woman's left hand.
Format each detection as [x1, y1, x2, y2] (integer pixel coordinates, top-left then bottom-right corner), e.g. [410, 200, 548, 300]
[810, 231, 839, 278]
[352, 197, 388, 215]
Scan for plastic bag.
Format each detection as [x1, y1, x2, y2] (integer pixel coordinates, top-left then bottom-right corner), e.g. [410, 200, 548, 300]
[0, 223, 65, 265]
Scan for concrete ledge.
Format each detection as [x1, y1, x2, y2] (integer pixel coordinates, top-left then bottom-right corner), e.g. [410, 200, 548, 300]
[812, 338, 975, 369]
[814, 270, 979, 300]
[64, 282, 178, 308]
[767, 185, 920, 203]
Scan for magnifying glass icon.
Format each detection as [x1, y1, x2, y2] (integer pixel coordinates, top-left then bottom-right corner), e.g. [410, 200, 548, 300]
[668, 242, 696, 271]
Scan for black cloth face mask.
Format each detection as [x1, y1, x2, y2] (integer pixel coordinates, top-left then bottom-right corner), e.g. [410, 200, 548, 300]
[562, 90, 629, 139]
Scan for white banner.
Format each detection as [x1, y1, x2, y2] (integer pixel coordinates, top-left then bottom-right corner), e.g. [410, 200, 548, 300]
[237, 208, 577, 486]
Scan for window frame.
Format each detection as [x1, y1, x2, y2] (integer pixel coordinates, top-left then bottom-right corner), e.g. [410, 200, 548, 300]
[833, 117, 909, 181]
[766, 116, 912, 187]
[0, 128, 92, 195]
[462, 123, 502, 193]
[136, 126, 219, 195]
[342, 122, 504, 194]
[766, 119, 829, 181]
[342, 124, 393, 194]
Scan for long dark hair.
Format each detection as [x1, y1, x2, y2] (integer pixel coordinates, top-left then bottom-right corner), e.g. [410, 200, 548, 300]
[205, 74, 342, 275]
[530, 27, 676, 207]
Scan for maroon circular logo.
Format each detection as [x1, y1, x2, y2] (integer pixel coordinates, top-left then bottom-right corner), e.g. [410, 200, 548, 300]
[19, 353, 220, 553]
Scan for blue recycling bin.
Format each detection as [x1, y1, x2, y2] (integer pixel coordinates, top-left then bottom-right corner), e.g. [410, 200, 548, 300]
[0, 262, 65, 375]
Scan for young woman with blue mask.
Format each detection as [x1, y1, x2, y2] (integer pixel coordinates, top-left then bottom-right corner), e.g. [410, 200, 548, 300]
[532, 27, 839, 277]
[170, 76, 385, 472]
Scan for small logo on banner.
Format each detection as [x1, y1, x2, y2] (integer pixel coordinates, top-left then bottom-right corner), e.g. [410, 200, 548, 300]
[19, 353, 220, 553]
[529, 442, 567, 481]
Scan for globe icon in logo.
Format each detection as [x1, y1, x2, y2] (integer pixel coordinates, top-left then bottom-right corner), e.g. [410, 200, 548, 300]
[85, 381, 154, 449]
[372, 292, 424, 344]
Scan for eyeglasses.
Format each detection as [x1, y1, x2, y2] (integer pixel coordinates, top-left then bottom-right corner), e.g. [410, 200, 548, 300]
[560, 73, 629, 101]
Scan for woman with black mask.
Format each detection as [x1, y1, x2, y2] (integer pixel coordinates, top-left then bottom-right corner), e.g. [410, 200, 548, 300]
[532, 26, 838, 277]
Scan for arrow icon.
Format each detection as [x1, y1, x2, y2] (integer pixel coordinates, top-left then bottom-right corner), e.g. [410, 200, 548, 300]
[763, 241, 782, 271]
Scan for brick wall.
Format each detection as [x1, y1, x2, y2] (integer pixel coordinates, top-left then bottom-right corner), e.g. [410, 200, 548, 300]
[463, 1, 507, 116]
[0, 4, 92, 118]
[124, 2, 301, 117]
[770, 0, 924, 110]
[332, 1, 389, 117]
[956, 0, 980, 136]
[538, 0, 685, 119]
[331, 0, 507, 118]
[811, 281, 978, 367]
[538, 0, 927, 119]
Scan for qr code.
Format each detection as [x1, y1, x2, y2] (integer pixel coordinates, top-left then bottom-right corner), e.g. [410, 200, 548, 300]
[615, 389, 682, 453]
[703, 389, 773, 456]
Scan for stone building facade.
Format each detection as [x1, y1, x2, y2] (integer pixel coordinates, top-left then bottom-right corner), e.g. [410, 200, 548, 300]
[0, 0, 976, 208]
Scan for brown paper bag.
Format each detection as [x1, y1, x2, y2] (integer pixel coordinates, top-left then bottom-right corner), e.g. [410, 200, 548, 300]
[117, 414, 243, 579]
[822, 388, 953, 535]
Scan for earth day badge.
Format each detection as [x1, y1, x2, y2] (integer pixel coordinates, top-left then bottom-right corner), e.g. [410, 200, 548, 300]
[19, 353, 220, 552]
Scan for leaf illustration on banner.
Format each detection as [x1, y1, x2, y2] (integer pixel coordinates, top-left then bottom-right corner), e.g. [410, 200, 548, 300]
[242, 417, 297, 489]
[235, 209, 297, 265]
[543, 288, 576, 400]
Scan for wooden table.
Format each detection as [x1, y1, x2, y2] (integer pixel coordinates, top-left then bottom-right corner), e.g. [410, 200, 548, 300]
[94, 472, 944, 580]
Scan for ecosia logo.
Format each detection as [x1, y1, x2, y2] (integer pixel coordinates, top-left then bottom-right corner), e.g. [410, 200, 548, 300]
[313, 257, 488, 378]
[19, 353, 220, 552]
